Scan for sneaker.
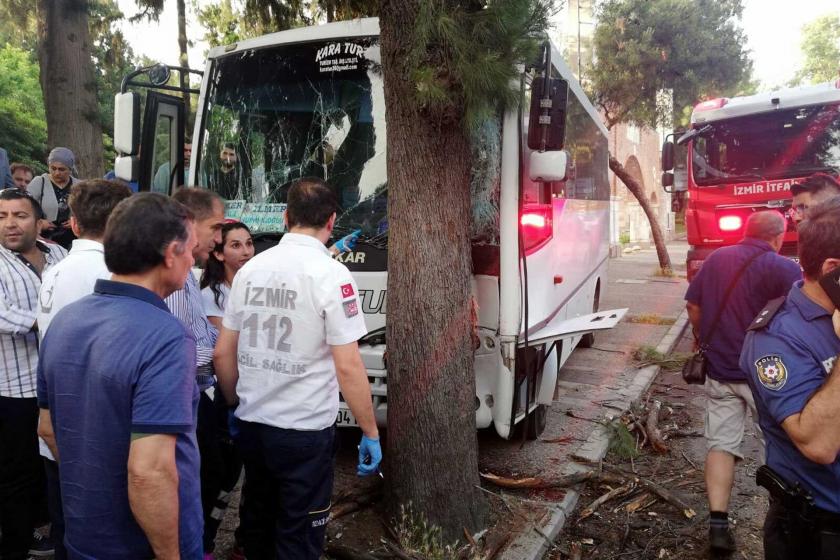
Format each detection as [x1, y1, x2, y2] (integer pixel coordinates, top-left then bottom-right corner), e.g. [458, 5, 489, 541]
[709, 525, 736, 553]
[28, 531, 55, 557]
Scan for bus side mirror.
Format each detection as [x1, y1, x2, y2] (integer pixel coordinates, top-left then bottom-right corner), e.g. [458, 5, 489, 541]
[529, 150, 568, 182]
[114, 155, 138, 183]
[528, 77, 568, 151]
[662, 171, 674, 192]
[661, 140, 675, 171]
[114, 92, 140, 156]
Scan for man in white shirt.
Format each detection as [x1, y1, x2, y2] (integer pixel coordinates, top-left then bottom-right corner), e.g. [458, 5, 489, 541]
[215, 177, 381, 560]
[36, 179, 132, 559]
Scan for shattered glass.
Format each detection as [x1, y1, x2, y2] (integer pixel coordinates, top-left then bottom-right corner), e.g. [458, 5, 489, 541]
[197, 37, 387, 244]
[198, 35, 503, 248]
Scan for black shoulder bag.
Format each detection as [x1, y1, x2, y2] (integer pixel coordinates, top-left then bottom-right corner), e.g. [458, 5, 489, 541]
[682, 249, 767, 384]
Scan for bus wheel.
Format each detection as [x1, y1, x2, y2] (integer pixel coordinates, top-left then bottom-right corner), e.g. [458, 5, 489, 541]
[525, 404, 547, 440]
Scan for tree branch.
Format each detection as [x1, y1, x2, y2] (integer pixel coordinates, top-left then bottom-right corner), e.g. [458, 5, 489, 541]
[608, 154, 672, 271]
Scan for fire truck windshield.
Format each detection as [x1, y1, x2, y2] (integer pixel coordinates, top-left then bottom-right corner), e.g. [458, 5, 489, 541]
[692, 102, 840, 186]
[195, 37, 387, 242]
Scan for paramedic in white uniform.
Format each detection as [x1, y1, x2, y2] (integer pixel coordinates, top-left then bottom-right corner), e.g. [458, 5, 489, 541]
[214, 176, 381, 560]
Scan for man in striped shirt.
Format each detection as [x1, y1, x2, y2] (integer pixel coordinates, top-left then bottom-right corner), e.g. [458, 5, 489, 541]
[0, 189, 66, 559]
[164, 187, 226, 559]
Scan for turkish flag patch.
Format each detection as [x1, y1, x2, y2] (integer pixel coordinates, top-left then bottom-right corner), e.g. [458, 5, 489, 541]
[341, 283, 355, 298]
[343, 300, 359, 318]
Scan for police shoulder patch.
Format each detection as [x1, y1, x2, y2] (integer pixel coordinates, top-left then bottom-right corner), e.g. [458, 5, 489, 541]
[755, 355, 788, 390]
[747, 296, 786, 331]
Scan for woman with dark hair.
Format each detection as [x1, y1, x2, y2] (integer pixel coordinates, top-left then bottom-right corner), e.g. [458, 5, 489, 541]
[201, 221, 254, 330]
[199, 221, 253, 560]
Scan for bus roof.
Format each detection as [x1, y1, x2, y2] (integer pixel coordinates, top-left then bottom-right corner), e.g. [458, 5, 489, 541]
[207, 18, 381, 59]
[691, 80, 840, 125]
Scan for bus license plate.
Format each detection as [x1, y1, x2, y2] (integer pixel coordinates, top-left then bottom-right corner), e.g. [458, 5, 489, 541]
[336, 409, 358, 427]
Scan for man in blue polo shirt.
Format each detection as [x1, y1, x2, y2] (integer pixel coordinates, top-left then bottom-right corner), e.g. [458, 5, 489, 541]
[37, 193, 203, 560]
[741, 198, 840, 559]
[685, 211, 801, 553]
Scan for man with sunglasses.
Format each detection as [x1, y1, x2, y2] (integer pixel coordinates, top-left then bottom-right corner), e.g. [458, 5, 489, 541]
[0, 189, 66, 560]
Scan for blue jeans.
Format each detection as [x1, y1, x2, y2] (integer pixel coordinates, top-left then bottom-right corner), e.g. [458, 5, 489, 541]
[235, 421, 335, 560]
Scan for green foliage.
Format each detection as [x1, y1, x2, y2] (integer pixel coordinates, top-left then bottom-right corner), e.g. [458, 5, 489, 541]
[242, 0, 313, 30]
[632, 345, 690, 371]
[0, 44, 47, 169]
[194, 0, 284, 48]
[0, 0, 134, 168]
[392, 503, 468, 560]
[0, 0, 36, 51]
[407, 0, 556, 131]
[604, 417, 639, 459]
[590, 0, 753, 129]
[789, 14, 840, 86]
[227, 0, 374, 38]
[90, 0, 138, 165]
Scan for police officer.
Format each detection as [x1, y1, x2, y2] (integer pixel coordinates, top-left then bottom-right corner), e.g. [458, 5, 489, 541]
[741, 197, 840, 560]
[214, 176, 381, 560]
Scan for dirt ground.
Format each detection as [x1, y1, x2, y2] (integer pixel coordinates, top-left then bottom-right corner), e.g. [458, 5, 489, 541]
[211, 430, 522, 559]
[549, 341, 768, 560]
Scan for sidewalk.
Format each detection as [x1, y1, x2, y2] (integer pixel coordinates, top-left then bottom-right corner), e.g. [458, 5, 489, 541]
[479, 240, 691, 560]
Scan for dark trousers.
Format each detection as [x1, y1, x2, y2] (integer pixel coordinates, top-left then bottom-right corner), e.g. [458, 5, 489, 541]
[44, 459, 66, 560]
[197, 391, 244, 553]
[236, 421, 335, 560]
[0, 397, 40, 560]
[764, 498, 840, 560]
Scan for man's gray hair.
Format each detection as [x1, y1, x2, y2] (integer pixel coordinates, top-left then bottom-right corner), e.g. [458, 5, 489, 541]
[744, 210, 786, 241]
[171, 187, 222, 220]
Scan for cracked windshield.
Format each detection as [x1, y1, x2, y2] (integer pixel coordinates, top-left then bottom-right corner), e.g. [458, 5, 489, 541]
[197, 37, 387, 246]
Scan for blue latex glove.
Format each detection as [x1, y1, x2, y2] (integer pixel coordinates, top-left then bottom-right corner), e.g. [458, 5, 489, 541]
[227, 409, 240, 440]
[357, 434, 382, 476]
[335, 229, 362, 253]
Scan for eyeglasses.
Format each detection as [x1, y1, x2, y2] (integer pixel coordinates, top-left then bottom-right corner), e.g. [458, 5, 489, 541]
[0, 189, 46, 219]
[0, 189, 36, 201]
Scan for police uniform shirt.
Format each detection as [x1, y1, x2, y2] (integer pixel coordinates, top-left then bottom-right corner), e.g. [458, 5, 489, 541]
[740, 281, 840, 512]
[223, 232, 367, 431]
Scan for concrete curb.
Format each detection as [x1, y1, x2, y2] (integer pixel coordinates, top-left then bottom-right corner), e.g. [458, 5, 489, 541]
[500, 310, 690, 560]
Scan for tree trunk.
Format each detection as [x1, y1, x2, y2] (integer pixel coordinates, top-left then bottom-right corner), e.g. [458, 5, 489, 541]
[176, 0, 191, 118]
[609, 154, 671, 271]
[36, 0, 104, 178]
[380, 0, 485, 541]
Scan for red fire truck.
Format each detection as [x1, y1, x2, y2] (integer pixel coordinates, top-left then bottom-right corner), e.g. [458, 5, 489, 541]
[661, 80, 840, 281]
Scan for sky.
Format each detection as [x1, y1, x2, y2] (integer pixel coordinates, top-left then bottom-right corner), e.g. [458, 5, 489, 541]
[117, 0, 839, 90]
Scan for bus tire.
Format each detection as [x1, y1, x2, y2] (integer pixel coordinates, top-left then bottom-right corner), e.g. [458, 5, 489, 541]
[578, 280, 601, 349]
[525, 404, 547, 440]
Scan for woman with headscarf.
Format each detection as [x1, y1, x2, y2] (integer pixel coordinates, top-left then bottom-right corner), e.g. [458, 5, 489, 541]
[27, 147, 78, 249]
